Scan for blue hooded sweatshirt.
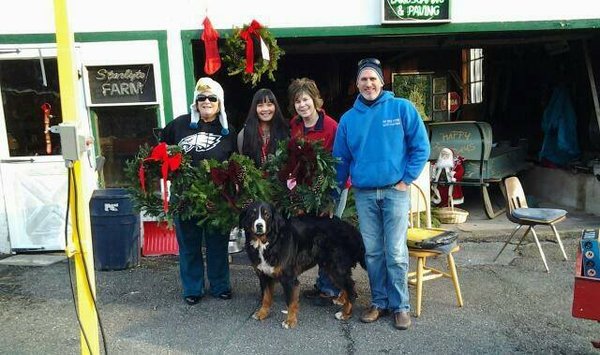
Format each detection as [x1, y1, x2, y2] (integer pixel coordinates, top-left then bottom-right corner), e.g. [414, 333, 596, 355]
[333, 91, 430, 189]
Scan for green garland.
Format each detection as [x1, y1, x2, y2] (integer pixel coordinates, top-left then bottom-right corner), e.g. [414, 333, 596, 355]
[126, 141, 339, 231]
[124, 144, 197, 225]
[264, 139, 340, 218]
[183, 153, 273, 234]
[222, 23, 284, 86]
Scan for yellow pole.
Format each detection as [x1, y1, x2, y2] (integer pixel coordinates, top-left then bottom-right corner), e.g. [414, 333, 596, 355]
[53, 0, 100, 354]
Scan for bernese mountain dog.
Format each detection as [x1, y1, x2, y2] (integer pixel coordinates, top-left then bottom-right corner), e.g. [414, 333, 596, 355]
[239, 201, 365, 329]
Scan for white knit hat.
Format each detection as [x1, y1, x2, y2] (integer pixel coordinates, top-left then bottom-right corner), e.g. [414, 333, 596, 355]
[190, 77, 229, 135]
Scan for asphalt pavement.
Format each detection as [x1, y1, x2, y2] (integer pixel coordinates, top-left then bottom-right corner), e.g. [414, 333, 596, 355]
[2, 190, 600, 354]
[1, 234, 600, 354]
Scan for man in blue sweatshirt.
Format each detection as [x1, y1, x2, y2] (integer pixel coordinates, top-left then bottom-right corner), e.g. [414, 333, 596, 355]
[333, 58, 430, 330]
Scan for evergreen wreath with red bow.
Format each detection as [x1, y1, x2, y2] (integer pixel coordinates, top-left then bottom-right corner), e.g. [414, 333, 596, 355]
[127, 148, 272, 233]
[264, 139, 339, 218]
[182, 153, 273, 233]
[125, 143, 197, 225]
[222, 20, 284, 86]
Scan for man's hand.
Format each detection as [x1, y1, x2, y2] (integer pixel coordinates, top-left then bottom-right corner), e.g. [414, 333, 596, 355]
[394, 181, 408, 191]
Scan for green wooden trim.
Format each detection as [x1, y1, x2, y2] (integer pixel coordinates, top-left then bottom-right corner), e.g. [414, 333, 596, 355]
[0, 33, 55, 43]
[75, 31, 165, 42]
[268, 19, 600, 37]
[179, 18, 599, 41]
[76, 31, 172, 124]
[0, 31, 173, 124]
[181, 31, 197, 117]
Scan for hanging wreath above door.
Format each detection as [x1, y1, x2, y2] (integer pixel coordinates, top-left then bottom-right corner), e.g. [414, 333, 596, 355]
[222, 20, 284, 86]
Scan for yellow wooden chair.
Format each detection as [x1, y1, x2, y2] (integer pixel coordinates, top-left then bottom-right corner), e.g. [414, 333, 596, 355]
[407, 183, 464, 317]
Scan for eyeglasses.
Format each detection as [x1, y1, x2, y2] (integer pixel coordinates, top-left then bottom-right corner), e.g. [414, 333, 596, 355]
[358, 58, 381, 68]
[196, 94, 218, 103]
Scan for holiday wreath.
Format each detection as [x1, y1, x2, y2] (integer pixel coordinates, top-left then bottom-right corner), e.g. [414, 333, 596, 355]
[125, 143, 197, 224]
[264, 139, 340, 217]
[182, 153, 273, 233]
[222, 20, 284, 86]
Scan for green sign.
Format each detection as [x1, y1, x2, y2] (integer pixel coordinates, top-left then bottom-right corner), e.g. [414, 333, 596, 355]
[382, 0, 450, 24]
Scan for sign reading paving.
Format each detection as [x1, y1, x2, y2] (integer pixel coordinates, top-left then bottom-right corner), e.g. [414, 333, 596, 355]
[383, 0, 450, 23]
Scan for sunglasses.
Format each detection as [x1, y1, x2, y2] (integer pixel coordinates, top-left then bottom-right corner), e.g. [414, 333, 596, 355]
[196, 94, 218, 103]
[358, 58, 381, 68]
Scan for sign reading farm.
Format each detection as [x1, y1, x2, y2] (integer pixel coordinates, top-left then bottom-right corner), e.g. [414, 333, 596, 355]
[86, 64, 157, 105]
[382, 0, 450, 24]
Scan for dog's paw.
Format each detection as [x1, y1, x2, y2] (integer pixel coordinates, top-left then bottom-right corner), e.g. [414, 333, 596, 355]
[281, 319, 297, 329]
[252, 308, 269, 320]
[335, 311, 351, 320]
[332, 298, 344, 306]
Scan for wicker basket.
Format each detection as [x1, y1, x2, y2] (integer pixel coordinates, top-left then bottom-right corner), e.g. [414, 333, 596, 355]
[434, 206, 469, 224]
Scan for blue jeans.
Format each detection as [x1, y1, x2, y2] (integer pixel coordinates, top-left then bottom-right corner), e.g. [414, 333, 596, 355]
[354, 186, 410, 313]
[174, 216, 230, 298]
[316, 268, 340, 297]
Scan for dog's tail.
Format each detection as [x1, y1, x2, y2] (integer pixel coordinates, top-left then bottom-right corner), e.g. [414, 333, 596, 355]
[352, 229, 367, 269]
[358, 241, 366, 269]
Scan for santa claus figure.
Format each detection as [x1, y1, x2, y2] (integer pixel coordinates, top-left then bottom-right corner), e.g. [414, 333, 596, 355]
[431, 147, 465, 207]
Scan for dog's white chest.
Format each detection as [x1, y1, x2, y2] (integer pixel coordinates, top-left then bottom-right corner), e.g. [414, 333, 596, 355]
[250, 239, 275, 276]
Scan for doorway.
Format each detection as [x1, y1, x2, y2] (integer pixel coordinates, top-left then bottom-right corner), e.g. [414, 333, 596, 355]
[0, 50, 67, 251]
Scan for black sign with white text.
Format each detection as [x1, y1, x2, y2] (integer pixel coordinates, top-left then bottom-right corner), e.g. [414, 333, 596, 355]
[87, 64, 156, 105]
[382, 0, 450, 24]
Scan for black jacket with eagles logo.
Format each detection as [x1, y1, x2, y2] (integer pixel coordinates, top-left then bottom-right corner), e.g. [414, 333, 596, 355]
[160, 113, 237, 166]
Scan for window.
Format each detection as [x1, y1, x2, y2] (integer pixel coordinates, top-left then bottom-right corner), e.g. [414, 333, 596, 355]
[0, 58, 63, 157]
[94, 106, 158, 187]
[462, 48, 484, 104]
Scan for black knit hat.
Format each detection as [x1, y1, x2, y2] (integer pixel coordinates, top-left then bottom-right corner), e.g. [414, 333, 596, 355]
[357, 58, 384, 84]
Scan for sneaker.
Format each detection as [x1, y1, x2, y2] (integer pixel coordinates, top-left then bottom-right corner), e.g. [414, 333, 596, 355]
[360, 306, 388, 323]
[393, 311, 411, 330]
[184, 295, 202, 305]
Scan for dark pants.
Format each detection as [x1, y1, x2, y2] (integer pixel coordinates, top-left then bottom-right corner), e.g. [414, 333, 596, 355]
[174, 216, 230, 298]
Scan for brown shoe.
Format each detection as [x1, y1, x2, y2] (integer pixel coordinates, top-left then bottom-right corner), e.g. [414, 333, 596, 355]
[360, 306, 388, 323]
[394, 311, 411, 330]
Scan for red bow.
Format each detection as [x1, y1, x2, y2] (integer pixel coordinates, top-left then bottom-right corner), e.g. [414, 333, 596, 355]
[210, 161, 243, 211]
[277, 139, 317, 187]
[239, 19, 263, 74]
[138, 143, 182, 212]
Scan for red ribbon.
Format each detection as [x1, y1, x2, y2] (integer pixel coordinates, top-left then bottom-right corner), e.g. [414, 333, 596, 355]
[138, 143, 182, 212]
[209, 161, 243, 212]
[239, 19, 263, 74]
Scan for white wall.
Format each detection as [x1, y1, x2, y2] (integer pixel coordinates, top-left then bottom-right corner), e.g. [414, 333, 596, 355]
[1, 0, 599, 35]
[524, 166, 600, 216]
[3, 0, 598, 119]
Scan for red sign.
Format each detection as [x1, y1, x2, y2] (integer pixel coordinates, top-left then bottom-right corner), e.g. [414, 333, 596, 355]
[449, 92, 461, 113]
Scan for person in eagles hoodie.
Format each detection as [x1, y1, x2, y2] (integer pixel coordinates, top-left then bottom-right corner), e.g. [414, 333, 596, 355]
[161, 77, 237, 305]
[333, 58, 430, 330]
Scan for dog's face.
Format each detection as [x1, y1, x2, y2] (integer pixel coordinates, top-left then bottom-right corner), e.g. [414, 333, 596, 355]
[239, 201, 283, 243]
